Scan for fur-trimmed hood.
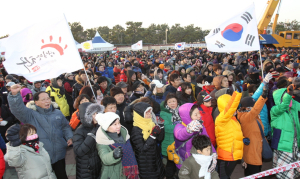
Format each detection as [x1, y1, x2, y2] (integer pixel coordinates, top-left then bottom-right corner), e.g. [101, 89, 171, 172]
[79, 103, 104, 128]
[26, 101, 59, 111]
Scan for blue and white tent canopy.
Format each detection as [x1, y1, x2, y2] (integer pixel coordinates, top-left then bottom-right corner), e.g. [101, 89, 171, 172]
[91, 32, 114, 48]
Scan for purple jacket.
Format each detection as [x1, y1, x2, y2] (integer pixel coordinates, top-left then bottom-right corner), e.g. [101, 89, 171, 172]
[20, 88, 33, 105]
[174, 103, 216, 169]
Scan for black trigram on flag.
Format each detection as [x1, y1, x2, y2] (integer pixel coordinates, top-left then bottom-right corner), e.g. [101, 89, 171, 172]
[245, 34, 255, 46]
[241, 12, 253, 24]
[213, 28, 220, 35]
[215, 41, 225, 48]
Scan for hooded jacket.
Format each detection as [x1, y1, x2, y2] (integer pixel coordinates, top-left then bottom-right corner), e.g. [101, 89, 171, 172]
[73, 103, 104, 179]
[8, 93, 73, 164]
[154, 69, 167, 85]
[96, 126, 130, 179]
[174, 103, 216, 169]
[5, 142, 57, 179]
[46, 84, 70, 117]
[215, 91, 243, 161]
[237, 96, 267, 166]
[270, 88, 300, 153]
[131, 103, 165, 179]
[20, 88, 33, 105]
[106, 66, 115, 82]
[199, 104, 216, 147]
[178, 147, 219, 179]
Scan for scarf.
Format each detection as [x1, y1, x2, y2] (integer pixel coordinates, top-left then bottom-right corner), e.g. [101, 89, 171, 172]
[110, 140, 139, 179]
[133, 111, 155, 140]
[23, 134, 40, 153]
[192, 153, 212, 179]
[165, 105, 181, 125]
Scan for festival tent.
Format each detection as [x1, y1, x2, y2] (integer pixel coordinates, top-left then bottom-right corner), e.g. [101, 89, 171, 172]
[91, 32, 114, 48]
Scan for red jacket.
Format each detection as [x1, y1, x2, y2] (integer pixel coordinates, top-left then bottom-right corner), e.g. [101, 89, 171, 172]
[199, 104, 216, 146]
[0, 150, 5, 178]
[113, 67, 121, 84]
[120, 69, 127, 83]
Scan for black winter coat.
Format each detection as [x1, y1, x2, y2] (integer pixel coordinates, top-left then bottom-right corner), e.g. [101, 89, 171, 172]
[131, 127, 165, 179]
[0, 97, 16, 143]
[117, 100, 132, 135]
[73, 120, 101, 179]
[163, 85, 177, 97]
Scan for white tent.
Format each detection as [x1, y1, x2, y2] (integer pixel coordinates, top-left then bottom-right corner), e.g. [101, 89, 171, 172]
[92, 32, 114, 48]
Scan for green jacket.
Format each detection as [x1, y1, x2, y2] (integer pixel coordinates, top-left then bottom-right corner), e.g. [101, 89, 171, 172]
[178, 147, 219, 179]
[96, 126, 129, 179]
[160, 101, 176, 156]
[271, 88, 300, 153]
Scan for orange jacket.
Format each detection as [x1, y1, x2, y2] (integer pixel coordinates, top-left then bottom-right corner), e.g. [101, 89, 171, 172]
[69, 109, 80, 130]
[237, 96, 267, 165]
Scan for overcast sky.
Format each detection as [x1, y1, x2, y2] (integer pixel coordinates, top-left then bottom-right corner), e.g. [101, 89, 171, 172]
[1, 0, 299, 36]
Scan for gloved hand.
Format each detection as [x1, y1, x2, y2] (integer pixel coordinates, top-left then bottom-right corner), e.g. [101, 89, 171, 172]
[261, 83, 269, 99]
[287, 84, 295, 96]
[25, 93, 31, 100]
[186, 120, 203, 133]
[150, 126, 161, 138]
[113, 146, 123, 159]
[156, 116, 164, 129]
[91, 125, 100, 135]
[242, 83, 248, 91]
[150, 84, 156, 92]
[208, 153, 217, 173]
[263, 73, 273, 84]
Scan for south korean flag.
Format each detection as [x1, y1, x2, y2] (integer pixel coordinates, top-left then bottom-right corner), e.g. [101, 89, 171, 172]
[205, 3, 259, 52]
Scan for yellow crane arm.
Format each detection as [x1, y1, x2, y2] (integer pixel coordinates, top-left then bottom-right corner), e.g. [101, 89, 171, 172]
[272, 0, 282, 34]
[257, 0, 280, 34]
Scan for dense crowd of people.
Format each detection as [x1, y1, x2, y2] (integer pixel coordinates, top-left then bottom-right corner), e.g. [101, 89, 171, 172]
[0, 46, 299, 179]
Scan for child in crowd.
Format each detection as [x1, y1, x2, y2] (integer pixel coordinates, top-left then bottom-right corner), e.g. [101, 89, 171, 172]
[174, 103, 217, 170]
[179, 135, 219, 179]
[5, 124, 56, 179]
[96, 112, 139, 179]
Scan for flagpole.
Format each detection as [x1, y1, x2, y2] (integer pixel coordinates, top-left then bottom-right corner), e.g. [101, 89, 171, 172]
[63, 13, 97, 101]
[259, 49, 264, 77]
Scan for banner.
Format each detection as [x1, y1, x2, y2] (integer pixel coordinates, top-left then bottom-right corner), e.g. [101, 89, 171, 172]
[175, 42, 186, 50]
[131, 40, 143, 50]
[81, 40, 93, 50]
[205, 3, 259, 52]
[3, 14, 83, 81]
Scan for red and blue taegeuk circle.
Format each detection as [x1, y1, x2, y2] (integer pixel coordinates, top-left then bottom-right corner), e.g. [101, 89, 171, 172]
[221, 23, 243, 41]
[177, 44, 182, 48]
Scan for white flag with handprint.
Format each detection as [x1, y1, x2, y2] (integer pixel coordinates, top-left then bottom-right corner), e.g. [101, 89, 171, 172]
[131, 40, 143, 50]
[3, 14, 83, 81]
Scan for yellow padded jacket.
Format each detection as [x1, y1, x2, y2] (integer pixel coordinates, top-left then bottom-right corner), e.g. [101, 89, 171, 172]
[46, 86, 70, 117]
[215, 91, 243, 161]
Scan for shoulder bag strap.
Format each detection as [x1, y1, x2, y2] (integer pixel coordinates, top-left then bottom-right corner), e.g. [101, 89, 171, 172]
[256, 120, 264, 139]
[175, 133, 199, 152]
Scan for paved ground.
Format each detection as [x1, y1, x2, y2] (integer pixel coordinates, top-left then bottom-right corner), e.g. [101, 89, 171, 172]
[4, 145, 277, 179]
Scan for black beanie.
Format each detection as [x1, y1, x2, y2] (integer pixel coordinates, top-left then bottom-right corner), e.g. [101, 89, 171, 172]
[6, 124, 22, 147]
[110, 87, 124, 97]
[240, 97, 256, 108]
[264, 65, 274, 73]
[277, 77, 288, 89]
[132, 81, 143, 91]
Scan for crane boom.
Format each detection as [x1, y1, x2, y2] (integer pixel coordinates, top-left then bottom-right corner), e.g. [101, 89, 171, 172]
[272, 0, 282, 34]
[257, 0, 280, 34]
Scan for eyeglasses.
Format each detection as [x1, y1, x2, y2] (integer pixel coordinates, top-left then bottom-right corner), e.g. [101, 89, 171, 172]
[39, 98, 51, 102]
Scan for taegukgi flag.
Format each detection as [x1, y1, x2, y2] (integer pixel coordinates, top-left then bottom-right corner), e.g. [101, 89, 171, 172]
[81, 40, 93, 50]
[174, 42, 186, 50]
[3, 14, 83, 81]
[205, 3, 259, 52]
[131, 40, 143, 50]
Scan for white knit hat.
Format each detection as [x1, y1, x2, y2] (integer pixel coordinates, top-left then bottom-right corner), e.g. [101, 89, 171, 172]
[96, 112, 120, 131]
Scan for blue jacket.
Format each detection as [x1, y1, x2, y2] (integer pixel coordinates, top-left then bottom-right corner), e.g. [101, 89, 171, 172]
[8, 92, 73, 164]
[106, 66, 115, 82]
[145, 91, 165, 105]
[96, 70, 109, 78]
[251, 83, 271, 136]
